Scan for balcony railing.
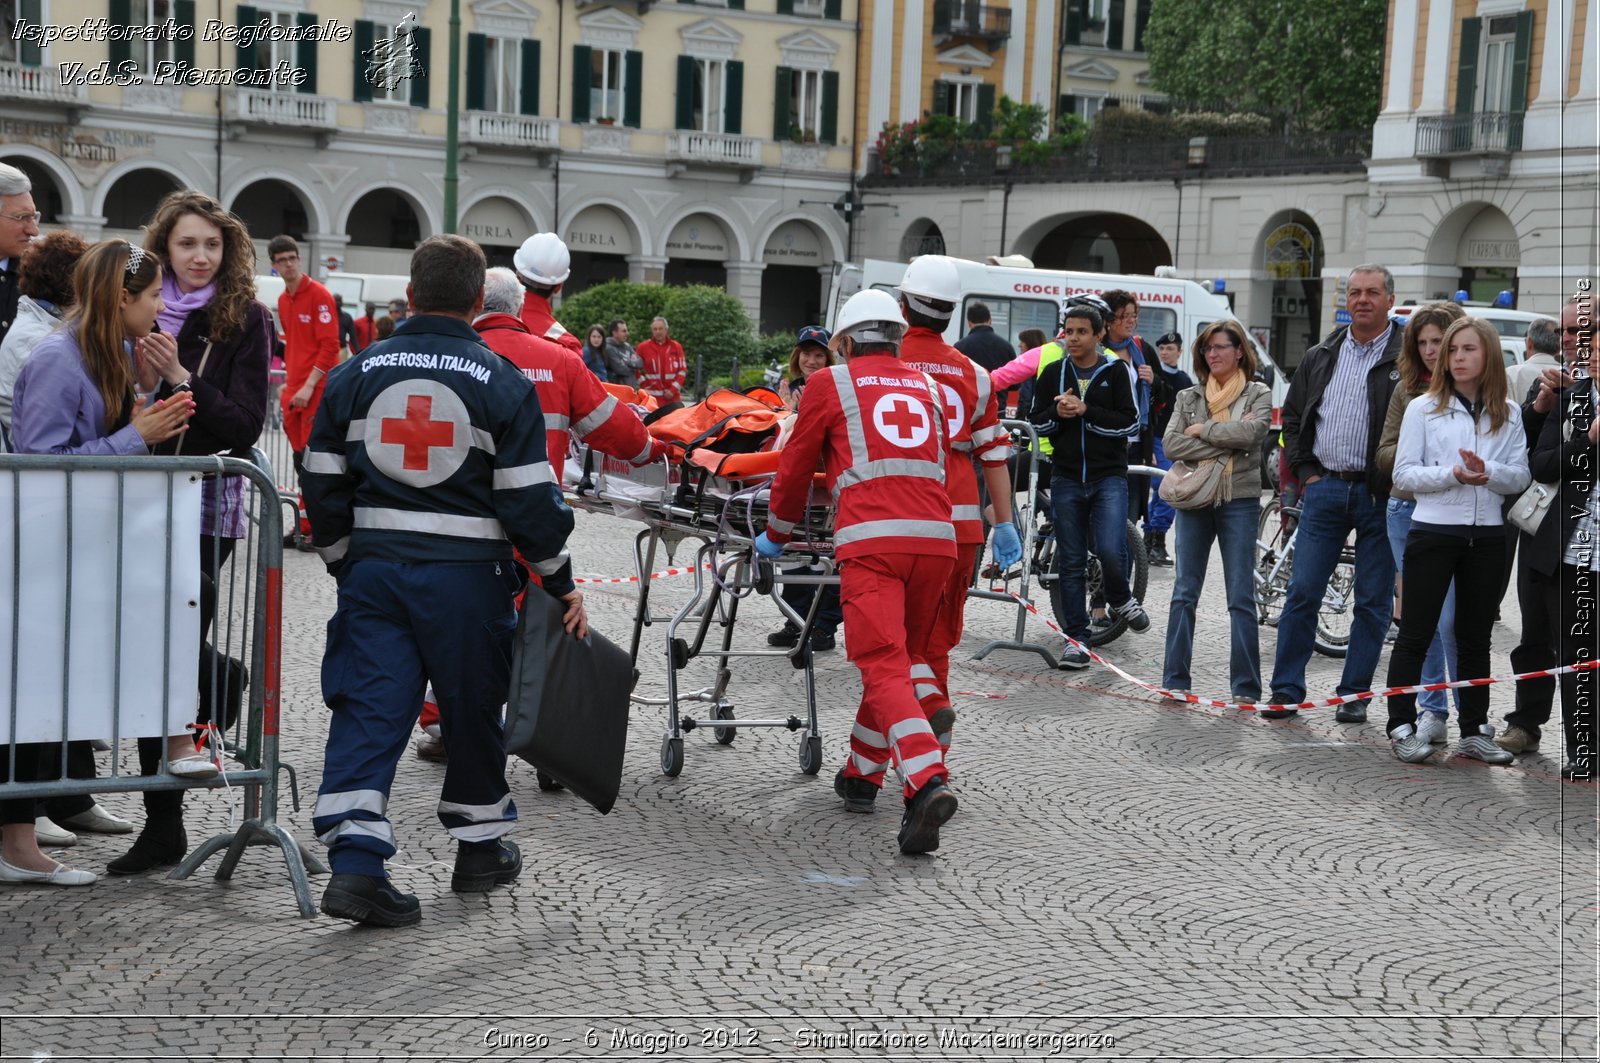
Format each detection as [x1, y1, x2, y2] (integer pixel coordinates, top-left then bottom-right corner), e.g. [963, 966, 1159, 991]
[0, 61, 84, 104]
[1415, 112, 1524, 157]
[666, 130, 762, 167]
[227, 88, 336, 130]
[862, 131, 1372, 188]
[933, 0, 1012, 46]
[466, 112, 559, 150]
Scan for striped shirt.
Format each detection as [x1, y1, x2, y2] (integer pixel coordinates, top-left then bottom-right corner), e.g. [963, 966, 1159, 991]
[1312, 323, 1393, 473]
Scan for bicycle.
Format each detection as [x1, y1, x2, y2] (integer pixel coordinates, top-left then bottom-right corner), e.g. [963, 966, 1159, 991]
[1030, 514, 1150, 648]
[1253, 496, 1355, 658]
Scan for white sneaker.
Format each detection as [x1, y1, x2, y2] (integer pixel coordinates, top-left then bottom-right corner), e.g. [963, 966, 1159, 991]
[33, 817, 77, 847]
[1415, 713, 1448, 745]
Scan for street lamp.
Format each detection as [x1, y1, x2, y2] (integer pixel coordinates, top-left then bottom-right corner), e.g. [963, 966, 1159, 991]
[996, 144, 1013, 257]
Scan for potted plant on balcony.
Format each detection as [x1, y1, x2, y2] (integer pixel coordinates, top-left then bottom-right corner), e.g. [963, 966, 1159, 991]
[595, 115, 616, 126]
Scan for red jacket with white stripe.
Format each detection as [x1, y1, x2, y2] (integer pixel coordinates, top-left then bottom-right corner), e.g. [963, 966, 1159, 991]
[899, 326, 1011, 545]
[518, 290, 585, 357]
[475, 313, 662, 483]
[764, 356, 955, 561]
[635, 337, 687, 404]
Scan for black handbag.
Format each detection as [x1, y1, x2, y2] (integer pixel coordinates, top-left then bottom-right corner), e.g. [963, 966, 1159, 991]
[196, 642, 248, 731]
[504, 588, 634, 815]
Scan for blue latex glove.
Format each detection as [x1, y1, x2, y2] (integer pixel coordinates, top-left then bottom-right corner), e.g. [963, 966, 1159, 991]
[990, 522, 1022, 570]
[753, 531, 784, 559]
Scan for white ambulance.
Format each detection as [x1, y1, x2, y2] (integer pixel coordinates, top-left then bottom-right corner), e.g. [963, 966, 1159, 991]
[829, 257, 1289, 411]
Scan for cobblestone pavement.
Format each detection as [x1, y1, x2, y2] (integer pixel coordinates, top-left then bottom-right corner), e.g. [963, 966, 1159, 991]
[3, 494, 1596, 1062]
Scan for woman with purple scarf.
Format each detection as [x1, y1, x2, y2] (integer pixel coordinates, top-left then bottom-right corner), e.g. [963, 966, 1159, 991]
[104, 191, 270, 875]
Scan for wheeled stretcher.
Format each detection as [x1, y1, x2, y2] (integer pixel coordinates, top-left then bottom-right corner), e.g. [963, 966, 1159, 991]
[564, 442, 840, 779]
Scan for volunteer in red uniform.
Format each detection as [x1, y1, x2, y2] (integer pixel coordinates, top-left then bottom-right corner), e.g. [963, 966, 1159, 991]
[269, 234, 339, 470]
[413, 267, 667, 763]
[754, 290, 959, 856]
[513, 233, 585, 357]
[895, 255, 1021, 747]
[636, 316, 687, 409]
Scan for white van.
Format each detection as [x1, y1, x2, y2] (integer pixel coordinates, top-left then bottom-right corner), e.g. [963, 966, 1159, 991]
[319, 272, 411, 314]
[831, 257, 1288, 412]
[1393, 303, 1541, 365]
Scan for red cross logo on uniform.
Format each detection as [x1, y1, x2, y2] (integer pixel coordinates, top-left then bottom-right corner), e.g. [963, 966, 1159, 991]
[872, 392, 931, 449]
[380, 395, 455, 470]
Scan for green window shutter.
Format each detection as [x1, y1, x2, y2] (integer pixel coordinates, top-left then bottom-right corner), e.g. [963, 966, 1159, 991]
[571, 45, 592, 122]
[466, 33, 487, 110]
[1059, 93, 1078, 120]
[1065, 0, 1081, 45]
[1508, 10, 1534, 112]
[296, 14, 318, 93]
[1106, 0, 1125, 50]
[108, 0, 131, 66]
[821, 70, 839, 144]
[933, 0, 950, 36]
[1133, 0, 1152, 51]
[18, 0, 40, 65]
[975, 83, 996, 131]
[724, 60, 743, 134]
[676, 55, 696, 129]
[773, 67, 792, 140]
[727, 0, 744, 8]
[410, 26, 431, 107]
[824, 0, 841, 19]
[777, 0, 794, 12]
[174, 0, 195, 67]
[520, 39, 541, 115]
[1455, 17, 1480, 114]
[353, 20, 374, 101]
[932, 80, 950, 115]
[624, 50, 643, 127]
[234, 3, 256, 70]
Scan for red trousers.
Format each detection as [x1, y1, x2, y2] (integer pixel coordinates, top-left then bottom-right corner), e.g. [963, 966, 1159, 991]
[921, 542, 978, 736]
[838, 551, 953, 799]
[282, 384, 325, 452]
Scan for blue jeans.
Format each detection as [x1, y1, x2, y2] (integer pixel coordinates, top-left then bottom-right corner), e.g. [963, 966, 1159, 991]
[1386, 497, 1458, 716]
[1163, 499, 1262, 700]
[1146, 435, 1175, 534]
[1051, 474, 1131, 643]
[1267, 477, 1395, 706]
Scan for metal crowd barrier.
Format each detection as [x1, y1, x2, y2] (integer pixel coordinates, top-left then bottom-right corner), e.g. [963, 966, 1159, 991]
[0, 449, 322, 916]
[969, 418, 1057, 666]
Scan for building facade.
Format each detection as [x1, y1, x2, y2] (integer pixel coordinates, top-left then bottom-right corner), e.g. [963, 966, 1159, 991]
[0, 0, 858, 331]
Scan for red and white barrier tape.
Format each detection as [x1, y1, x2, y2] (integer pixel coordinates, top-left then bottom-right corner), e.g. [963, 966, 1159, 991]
[991, 587, 1599, 712]
[574, 562, 708, 585]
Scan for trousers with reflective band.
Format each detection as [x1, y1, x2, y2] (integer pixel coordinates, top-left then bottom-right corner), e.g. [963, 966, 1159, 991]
[838, 552, 952, 799]
[924, 541, 980, 720]
[313, 559, 519, 875]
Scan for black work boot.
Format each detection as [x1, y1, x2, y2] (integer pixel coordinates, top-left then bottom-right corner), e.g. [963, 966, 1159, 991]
[833, 767, 878, 813]
[1147, 532, 1172, 567]
[106, 816, 188, 876]
[320, 873, 422, 927]
[897, 777, 958, 855]
[451, 839, 522, 893]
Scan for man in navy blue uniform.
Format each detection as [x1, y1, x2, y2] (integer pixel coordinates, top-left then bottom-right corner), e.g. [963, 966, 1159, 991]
[301, 235, 580, 927]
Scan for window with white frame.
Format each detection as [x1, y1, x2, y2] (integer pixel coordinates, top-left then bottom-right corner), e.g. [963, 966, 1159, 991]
[1074, 93, 1108, 121]
[938, 80, 979, 122]
[789, 68, 823, 139]
[691, 57, 726, 133]
[792, 0, 824, 14]
[590, 47, 625, 121]
[482, 36, 519, 112]
[1476, 14, 1518, 113]
[250, 9, 298, 91]
[133, 0, 179, 73]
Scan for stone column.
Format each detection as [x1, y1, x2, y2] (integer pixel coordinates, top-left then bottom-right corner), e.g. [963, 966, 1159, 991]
[304, 232, 352, 280]
[55, 214, 107, 241]
[629, 255, 668, 284]
[723, 260, 766, 323]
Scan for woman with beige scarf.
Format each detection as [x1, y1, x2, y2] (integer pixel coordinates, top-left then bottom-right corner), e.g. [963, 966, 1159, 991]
[1160, 321, 1273, 702]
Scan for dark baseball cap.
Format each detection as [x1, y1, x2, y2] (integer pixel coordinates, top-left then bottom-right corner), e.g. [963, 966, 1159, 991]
[796, 325, 832, 347]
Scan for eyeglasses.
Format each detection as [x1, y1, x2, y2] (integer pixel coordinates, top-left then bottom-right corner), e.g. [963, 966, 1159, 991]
[1205, 342, 1239, 354]
[271, 253, 299, 265]
[1, 211, 41, 224]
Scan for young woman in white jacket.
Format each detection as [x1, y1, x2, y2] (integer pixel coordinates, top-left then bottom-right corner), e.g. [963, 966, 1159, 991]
[1387, 317, 1530, 764]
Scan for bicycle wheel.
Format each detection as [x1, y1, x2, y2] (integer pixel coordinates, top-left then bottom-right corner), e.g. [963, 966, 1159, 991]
[1087, 520, 1146, 647]
[1254, 497, 1291, 627]
[1313, 551, 1356, 658]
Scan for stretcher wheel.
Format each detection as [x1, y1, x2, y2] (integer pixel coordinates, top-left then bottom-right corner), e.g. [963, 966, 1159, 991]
[660, 735, 684, 777]
[536, 770, 564, 792]
[671, 638, 690, 669]
[713, 703, 736, 745]
[754, 562, 774, 596]
[798, 735, 823, 776]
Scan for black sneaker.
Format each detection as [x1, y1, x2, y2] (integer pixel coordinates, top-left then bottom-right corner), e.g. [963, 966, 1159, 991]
[451, 839, 522, 893]
[927, 706, 957, 738]
[1257, 700, 1299, 720]
[1115, 597, 1151, 632]
[834, 767, 878, 812]
[320, 873, 421, 927]
[1562, 758, 1593, 781]
[1058, 645, 1091, 670]
[767, 623, 801, 648]
[897, 778, 958, 855]
[810, 630, 836, 652]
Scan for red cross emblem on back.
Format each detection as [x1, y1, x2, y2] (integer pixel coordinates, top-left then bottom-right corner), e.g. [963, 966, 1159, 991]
[881, 398, 924, 441]
[380, 395, 455, 470]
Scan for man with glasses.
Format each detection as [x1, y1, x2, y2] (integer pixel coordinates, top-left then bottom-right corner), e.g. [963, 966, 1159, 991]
[0, 162, 41, 352]
[268, 235, 340, 476]
[1262, 264, 1404, 721]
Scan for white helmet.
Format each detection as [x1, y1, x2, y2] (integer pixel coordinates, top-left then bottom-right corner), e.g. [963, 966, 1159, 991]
[833, 288, 908, 346]
[513, 232, 571, 286]
[898, 255, 961, 319]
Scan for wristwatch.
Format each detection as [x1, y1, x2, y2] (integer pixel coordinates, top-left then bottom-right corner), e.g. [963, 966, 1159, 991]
[170, 376, 193, 394]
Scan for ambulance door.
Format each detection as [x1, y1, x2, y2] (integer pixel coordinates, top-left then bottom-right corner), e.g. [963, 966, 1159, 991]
[825, 262, 863, 334]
